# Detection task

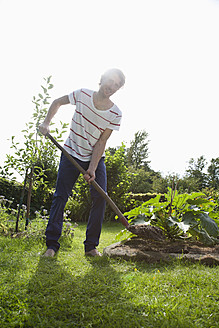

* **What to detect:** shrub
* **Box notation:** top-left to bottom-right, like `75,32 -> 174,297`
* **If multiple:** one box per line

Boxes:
65,145 -> 132,222
0,177 -> 53,216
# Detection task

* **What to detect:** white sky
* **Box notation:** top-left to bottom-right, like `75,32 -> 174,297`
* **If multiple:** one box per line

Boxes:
0,0 -> 219,177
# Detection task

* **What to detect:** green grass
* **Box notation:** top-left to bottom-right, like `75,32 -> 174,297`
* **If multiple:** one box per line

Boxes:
0,222 -> 219,328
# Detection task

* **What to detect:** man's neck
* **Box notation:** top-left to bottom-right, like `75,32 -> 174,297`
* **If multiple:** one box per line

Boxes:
95,89 -> 108,101
93,91 -> 114,110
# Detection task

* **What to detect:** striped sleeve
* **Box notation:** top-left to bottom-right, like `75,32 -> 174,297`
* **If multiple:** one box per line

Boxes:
68,90 -> 79,105
108,107 -> 122,131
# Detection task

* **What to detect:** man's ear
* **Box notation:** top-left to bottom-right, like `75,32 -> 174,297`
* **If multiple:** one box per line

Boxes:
99,76 -> 103,85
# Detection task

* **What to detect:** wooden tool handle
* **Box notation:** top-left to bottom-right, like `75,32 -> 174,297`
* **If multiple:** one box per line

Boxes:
46,133 -> 129,228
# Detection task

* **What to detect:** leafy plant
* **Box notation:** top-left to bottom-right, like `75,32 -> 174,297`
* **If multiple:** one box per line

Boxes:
65,175 -> 91,222
1,77 -> 68,231
0,195 -> 26,236
0,195 -> 76,239
2,76 -> 68,186
123,187 -> 219,245
105,144 -> 132,220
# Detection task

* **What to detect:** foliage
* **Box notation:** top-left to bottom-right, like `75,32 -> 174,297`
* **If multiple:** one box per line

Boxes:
0,177 -> 53,216
105,144 -> 132,219
0,177 -> 25,207
0,195 -> 23,236
0,194 -> 75,238
207,157 -> 219,189
126,192 -> 165,204
126,130 -> 150,169
128,153 -> 219,195
65,175 -> 91,222
151,174 -> 168,194
184,156 -> 208,191
0,77 -> 69,232
123,187 -> 219,245
128,168 -> 158,194
65,144 -> 132,222
1,76 -> 68,190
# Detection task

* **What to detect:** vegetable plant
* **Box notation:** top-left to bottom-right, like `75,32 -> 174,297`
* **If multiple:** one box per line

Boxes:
121,187 -> 219,245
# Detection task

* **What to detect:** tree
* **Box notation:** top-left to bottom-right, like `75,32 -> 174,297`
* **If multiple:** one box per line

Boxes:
2,76 -> 68,187
152,174 -> 168,194
184,155 -> 208,191
105,144 -> 132,213
126,130 -> 150,170
207,157 -> 219,190
1,77 -> 68,230
128,168 -> 153,193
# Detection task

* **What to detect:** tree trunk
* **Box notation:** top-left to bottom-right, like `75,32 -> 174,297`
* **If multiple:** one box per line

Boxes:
15,169 -> 28,233
25,166 -> 34,230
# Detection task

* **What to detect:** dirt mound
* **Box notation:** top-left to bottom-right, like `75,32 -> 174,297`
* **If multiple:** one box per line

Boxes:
128,224 -> 166,240
103,227 -> 219,266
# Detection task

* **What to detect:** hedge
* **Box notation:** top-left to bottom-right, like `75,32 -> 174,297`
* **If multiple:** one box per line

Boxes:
0,177 -> 53,216
0,177 -> 164,221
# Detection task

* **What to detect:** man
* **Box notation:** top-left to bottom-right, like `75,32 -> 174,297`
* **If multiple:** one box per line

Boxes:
39,68 -> 125,257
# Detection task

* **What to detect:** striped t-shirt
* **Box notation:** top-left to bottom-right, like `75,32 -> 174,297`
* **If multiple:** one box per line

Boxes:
63,88 -> 122,161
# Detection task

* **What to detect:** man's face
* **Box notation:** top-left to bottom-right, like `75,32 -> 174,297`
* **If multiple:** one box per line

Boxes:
100,72 -> 122,97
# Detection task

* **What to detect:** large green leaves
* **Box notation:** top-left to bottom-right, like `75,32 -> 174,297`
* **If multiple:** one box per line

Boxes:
123,188 -> 219,245
198,213 -> 219,237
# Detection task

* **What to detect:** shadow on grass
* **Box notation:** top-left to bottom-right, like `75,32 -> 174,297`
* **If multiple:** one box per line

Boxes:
25,255 -> 149,328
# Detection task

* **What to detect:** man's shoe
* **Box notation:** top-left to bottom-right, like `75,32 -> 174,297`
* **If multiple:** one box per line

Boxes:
44,249 -> 55,257
85,249 -> 102,257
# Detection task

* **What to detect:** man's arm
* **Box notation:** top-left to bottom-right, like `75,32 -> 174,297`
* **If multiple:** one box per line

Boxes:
84,128 -> 112,184
39,95 -> 70,135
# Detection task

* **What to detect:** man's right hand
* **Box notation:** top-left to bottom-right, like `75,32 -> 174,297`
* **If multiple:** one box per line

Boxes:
38,123 -> 50,136
38,95 -> 70,136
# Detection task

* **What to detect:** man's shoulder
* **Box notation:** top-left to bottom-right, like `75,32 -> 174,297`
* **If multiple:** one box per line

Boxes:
111,105 -> 122,117
72,88 -> 93,98
79,88 -> 93,98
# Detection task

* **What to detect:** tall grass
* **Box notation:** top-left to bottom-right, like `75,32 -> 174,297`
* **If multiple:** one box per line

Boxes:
0,223 -> 218,328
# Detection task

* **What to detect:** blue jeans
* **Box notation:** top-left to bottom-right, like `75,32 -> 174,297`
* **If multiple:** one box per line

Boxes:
46,153 -> 107,253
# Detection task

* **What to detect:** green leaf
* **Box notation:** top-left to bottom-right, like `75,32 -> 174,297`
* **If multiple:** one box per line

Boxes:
189,227 -> 216,246
41,86 -> 47,93
115,229 -> 133,240
187,198 -> 211,205
198,213 -> 219,238
182,211 -> 197,226
47,76 -> 52,83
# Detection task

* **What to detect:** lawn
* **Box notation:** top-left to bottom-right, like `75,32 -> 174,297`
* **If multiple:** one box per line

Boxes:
0,222 -> 218,328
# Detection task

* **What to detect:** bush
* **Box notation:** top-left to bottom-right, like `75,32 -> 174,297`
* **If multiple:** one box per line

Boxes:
65,175 -> 91,222
0,177 -> 24,206
128,168 -> 153,193
0,177 -> 53,217
65,145 -> 133,222
105,145 -> 132,220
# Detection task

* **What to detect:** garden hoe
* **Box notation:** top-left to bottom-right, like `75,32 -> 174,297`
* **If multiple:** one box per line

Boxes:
46,133 -> 135,231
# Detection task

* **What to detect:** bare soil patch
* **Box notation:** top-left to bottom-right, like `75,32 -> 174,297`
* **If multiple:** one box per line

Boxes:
103,225 -> 219,266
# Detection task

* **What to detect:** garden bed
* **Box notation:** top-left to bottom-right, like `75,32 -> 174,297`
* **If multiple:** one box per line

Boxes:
104,233 -> 219,266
